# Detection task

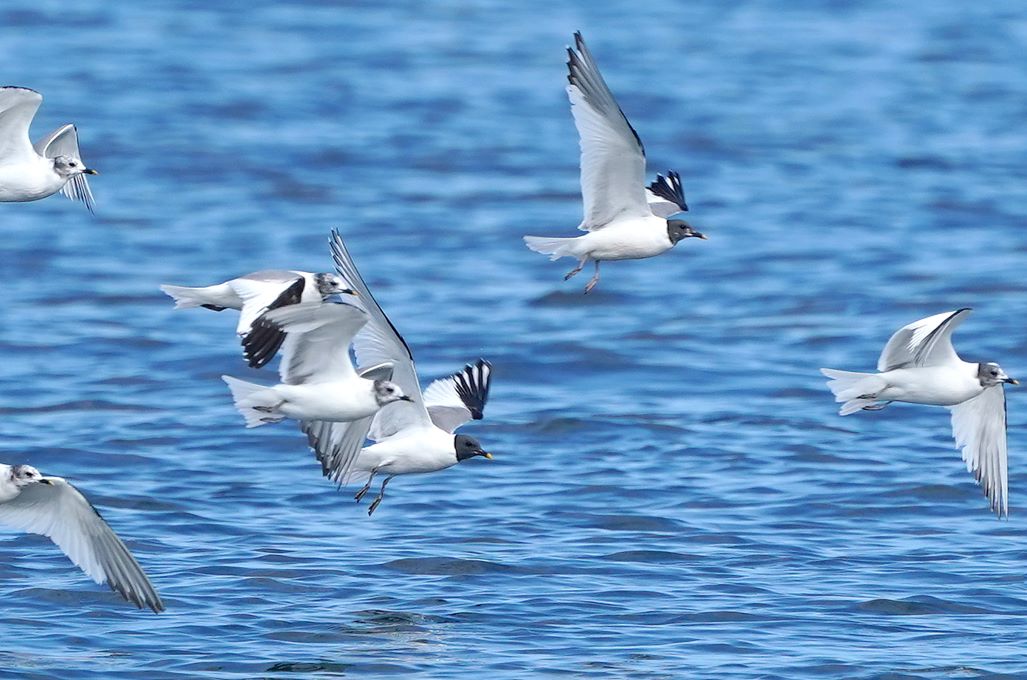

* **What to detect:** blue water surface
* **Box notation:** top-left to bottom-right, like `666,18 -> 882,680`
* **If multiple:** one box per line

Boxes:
1,1 -> 1027,677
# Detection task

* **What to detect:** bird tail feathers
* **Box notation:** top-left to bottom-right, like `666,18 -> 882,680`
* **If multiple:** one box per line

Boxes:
222,376 -> 282,428
523,235 -> 577,261
820,368 -> 887,415
160,284 -> 223,310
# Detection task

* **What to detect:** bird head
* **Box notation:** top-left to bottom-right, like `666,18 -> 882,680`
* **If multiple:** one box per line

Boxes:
978,362 -> 1018,387
10,465 -> 50,487
314,273 -> 357,298
666,217 -> 706,245
52,155 -> 97,178
454,434 -> 492,462
373,380 -> 413,406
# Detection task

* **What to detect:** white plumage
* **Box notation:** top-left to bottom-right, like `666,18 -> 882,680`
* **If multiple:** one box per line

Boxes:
523,33 -> 705,293
0,87 -> 97,211
821,308 -> 1017,517
308,230 -> 494,516
0,464 -> 163,612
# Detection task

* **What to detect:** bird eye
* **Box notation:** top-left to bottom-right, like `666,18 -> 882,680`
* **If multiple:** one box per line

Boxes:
991,370 -> 998,376
69,162 -> 76,167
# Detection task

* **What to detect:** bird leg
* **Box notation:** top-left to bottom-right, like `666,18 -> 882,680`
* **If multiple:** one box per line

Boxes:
253,402 -> 283,413
583,261 -> 601,294
564,259 -> 586,281
354,468 -> 377,502
862,401 -> 893,411
367,476 -> 394,516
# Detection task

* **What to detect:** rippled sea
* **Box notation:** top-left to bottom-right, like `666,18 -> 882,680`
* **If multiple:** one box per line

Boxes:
2,1 -> 1027,678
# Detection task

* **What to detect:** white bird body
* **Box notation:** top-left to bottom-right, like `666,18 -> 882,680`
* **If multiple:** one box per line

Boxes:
0,464 -> 163,612
0,153 -> 64,202
354,426 -> 459,477
257,380 -> 384,423
821,308 -> 1017,517
873,364 -> 982,406
225,301 -> 410,428
0,87 -> 96,210
549,215 -> 673,262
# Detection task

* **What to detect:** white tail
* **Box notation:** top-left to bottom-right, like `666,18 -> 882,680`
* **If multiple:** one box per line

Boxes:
160,284 -> 218,310
820,368 -> 888,415
523,235 -> 576,261
222,376 -> 283,428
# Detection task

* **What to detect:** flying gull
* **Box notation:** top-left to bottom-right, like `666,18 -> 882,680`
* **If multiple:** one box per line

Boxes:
822,308 -> 1017,517
523,33 -> 705,293
0,464 -> 163,612
0,87 -> 97,212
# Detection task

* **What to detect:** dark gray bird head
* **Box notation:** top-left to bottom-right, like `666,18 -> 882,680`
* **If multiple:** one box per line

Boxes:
10,465 -> 50,486
373,379 -> 413,406
454,434 -> 492,462
314,273 -> 356,297
52,155 -> 97,178
666,217 -> 706,245
978,362 -> 1017,387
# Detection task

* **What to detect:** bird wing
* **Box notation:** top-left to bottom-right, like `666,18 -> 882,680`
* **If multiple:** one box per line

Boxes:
0,87 -> 42,164
329,229 -> 431,441
566,32 -> 651,231
33,123 -> 94,212
645,171 -> 688,218
423,359 -> 493,433
244,300 -> 367,385
948,385 -> 1009,517
0,477 -> 164,612
299,365 -> 392,486
877,308 -> 971,371
229,273 -> 306,338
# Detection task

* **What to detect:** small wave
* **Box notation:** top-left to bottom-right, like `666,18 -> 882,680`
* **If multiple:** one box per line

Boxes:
857,596 -> 988,615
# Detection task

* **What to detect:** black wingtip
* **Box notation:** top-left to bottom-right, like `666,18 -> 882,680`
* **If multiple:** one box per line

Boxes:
242,316 -> 287,369
453,359 -> 492,419
648,170 -> 688,212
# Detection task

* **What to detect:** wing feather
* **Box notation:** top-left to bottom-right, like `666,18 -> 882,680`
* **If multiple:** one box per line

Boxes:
877,308 -> 971,371
424,359 -> 493,433
567,33 -> 651,230
949,385 -> 1009,517
329,230 -> 431,439
0,478 -> 164,612
245,301 -> 367,385
646,171 -> 688,217
0,87 -> 42,163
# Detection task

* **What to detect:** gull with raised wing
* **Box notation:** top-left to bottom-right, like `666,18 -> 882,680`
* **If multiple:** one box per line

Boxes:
0,87 -> 97,212
0,464 -> 163,612
161,270 -> 356,368
523,33 -> 705,293
224,298 -> 411,429
821,308 -> 1018,517
279,230 -> 494,516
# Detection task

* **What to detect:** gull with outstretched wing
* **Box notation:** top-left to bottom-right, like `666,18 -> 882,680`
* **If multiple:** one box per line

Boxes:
523,34 -> 705,293
0,87 -> 97,211
0,464 -> 163,613
225,300 -> 411,430
311,230 -> 494,515
161,270 -> 357,368
821,308 -> 1017,517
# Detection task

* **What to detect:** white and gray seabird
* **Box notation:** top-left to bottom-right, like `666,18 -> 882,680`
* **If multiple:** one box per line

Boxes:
0,464 -> 163,612
252,230 -> 494,516
224,298 -> 411,428
160,270 -> 356,368
821,308 -> 1018,517
523,33 -> 705,293
0,87 -> 97,212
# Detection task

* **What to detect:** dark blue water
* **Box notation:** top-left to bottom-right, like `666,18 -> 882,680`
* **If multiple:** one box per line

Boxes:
2,1 -> 1027,677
